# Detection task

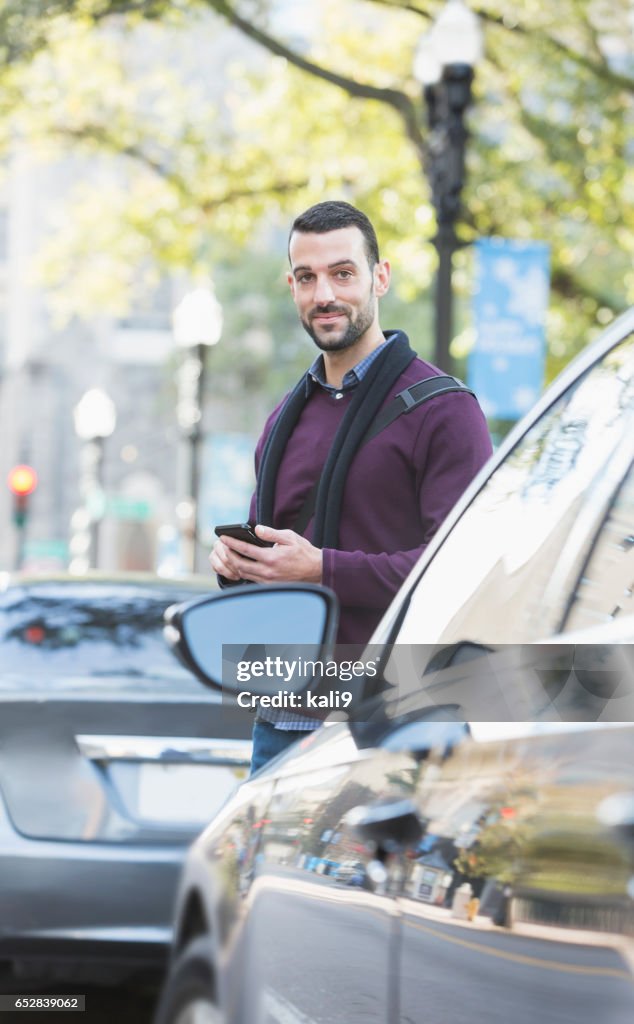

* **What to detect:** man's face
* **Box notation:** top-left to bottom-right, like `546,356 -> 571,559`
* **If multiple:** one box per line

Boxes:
287,226 -> 390,353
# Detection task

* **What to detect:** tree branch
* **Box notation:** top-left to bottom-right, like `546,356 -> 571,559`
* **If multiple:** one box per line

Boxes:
550,265 -> 627,313
363,0 -> 431,20
205,0 -> 426,159
198,179 -> 310,214
364,0 -> 634,93
45,122 -> 311,210
479,9 -> 634,93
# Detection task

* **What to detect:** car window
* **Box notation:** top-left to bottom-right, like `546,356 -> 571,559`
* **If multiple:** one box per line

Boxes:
0,584 -> 211,696
563,458 -> 634,631
392,333 -> 634,647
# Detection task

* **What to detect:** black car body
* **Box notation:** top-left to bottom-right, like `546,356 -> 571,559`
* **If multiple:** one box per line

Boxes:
157,308 -> 634,1024
0,574 -> 252,985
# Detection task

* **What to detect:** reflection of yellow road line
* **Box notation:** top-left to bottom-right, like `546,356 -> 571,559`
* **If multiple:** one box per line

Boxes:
405,919 -> 632,980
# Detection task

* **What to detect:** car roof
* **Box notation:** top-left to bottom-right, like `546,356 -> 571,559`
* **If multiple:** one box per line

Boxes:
0,571 -> 214,595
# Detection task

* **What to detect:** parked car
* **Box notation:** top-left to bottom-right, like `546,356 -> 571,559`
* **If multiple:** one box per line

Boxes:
157,308 -> 634,1024
0,573 -> 252,987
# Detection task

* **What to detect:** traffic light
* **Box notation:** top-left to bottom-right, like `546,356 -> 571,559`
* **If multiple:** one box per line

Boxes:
7,464 -> 38,528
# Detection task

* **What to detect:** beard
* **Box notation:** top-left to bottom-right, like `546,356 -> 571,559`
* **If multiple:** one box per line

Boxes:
301,290 -> 376,353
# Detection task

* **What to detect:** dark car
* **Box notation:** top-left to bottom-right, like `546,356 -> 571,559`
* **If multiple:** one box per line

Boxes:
0,573 -> 252,987
156,308 -> 634,1024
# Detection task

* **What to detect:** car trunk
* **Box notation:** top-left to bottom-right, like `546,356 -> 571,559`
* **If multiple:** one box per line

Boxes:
0,693 -> 252,843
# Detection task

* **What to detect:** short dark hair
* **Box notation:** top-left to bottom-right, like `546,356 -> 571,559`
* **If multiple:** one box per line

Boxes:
289,201 -> 380,269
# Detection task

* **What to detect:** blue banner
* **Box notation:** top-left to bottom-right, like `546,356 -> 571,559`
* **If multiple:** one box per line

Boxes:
469,238 -> 550,420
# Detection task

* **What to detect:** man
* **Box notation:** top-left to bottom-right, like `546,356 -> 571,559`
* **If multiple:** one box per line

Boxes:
210,200 -> 492,772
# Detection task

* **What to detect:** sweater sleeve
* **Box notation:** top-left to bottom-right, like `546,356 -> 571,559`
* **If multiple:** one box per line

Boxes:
321,545 -> 423,608
321,393 -> 492,609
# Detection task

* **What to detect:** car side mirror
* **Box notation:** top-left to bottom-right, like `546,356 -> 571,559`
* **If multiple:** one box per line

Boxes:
164,583 -> 339,694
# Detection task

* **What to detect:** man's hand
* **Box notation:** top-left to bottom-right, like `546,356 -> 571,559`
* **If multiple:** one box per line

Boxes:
209,536 -> 242,581
209,525 -> 322,584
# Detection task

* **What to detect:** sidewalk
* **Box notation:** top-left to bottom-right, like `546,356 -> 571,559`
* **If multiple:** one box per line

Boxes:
398,896 -> 634,973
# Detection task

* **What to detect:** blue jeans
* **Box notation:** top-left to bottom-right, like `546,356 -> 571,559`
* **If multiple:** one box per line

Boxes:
250,721 -> 316,776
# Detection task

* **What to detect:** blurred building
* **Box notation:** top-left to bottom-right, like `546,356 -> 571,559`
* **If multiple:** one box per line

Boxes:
0,144 -> 177,574
0,16 -> 269,577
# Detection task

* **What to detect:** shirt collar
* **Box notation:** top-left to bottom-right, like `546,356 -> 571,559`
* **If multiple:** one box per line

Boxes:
306,331 -> 397,397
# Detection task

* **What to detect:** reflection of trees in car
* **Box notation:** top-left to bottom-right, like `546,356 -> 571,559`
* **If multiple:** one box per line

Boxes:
453,803 -> 532,885
0,587 -> 205,687
522,419 -> 586,499
299,780 -> 374,861
521,783 -> 631,902
3,595 -> 165,651
451,770 -> 631,935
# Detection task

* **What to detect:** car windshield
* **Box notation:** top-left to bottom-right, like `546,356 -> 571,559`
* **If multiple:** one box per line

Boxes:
0,583 -> 210,696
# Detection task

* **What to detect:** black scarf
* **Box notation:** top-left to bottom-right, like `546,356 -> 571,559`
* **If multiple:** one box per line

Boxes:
256,330 -> 417,549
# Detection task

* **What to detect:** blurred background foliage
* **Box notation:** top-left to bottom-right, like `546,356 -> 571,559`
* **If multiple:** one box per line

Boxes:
0,0 -> 632,387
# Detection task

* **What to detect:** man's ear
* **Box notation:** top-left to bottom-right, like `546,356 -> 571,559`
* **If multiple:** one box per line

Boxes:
287,270 -> 296,299
373,259 -> 391,298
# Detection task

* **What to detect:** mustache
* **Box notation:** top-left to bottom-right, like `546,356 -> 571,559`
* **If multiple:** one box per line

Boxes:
309,304 -> 349,319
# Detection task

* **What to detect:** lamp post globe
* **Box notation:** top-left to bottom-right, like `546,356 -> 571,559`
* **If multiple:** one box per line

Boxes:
72,388 -> 117,571
172,283 -> 223,574
73,388 -> 117,441
430,0 -> 483,67
173,286 -> 223,351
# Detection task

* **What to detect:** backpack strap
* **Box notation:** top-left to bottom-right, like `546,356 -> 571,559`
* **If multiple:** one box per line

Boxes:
362,375 -> 475,444
292,375 -> 476,536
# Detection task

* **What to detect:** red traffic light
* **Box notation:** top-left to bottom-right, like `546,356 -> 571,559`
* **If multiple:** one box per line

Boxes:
7,464 -> 38,496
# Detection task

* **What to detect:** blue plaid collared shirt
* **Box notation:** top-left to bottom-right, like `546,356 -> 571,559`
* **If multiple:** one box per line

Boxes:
306,334 -> 394,397
258,332 -> 396,730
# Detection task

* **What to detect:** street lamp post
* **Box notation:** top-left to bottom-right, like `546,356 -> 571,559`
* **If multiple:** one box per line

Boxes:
73,388 -> 117,570
414,0 -> 483,374
172,285 -> 223,574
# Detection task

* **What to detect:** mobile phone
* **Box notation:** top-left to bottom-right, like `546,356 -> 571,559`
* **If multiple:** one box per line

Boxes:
214,523 -> 274,548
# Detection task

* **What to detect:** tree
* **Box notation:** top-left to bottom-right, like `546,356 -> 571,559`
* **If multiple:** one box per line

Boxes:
200,0 -> 634,373
1,0 -> 632,374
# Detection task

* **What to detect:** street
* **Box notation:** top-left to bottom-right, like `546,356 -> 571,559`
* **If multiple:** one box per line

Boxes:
232,874 -> 634,1024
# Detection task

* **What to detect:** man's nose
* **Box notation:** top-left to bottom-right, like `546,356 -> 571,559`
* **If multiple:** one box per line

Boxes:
313,274 -> 336,305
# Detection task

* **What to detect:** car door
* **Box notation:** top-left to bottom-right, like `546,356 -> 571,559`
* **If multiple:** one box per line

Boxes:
232,723 -> 415,1024
356,317 -> 634,1022
243,714 -> 633,1024
395,721 -> 634,1024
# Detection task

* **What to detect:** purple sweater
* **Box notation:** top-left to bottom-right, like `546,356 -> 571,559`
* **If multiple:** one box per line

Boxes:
250,357 -> 492,645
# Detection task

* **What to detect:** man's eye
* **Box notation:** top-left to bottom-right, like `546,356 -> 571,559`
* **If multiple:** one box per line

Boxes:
335,271 -> 352,280
297,274 -> 313,284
